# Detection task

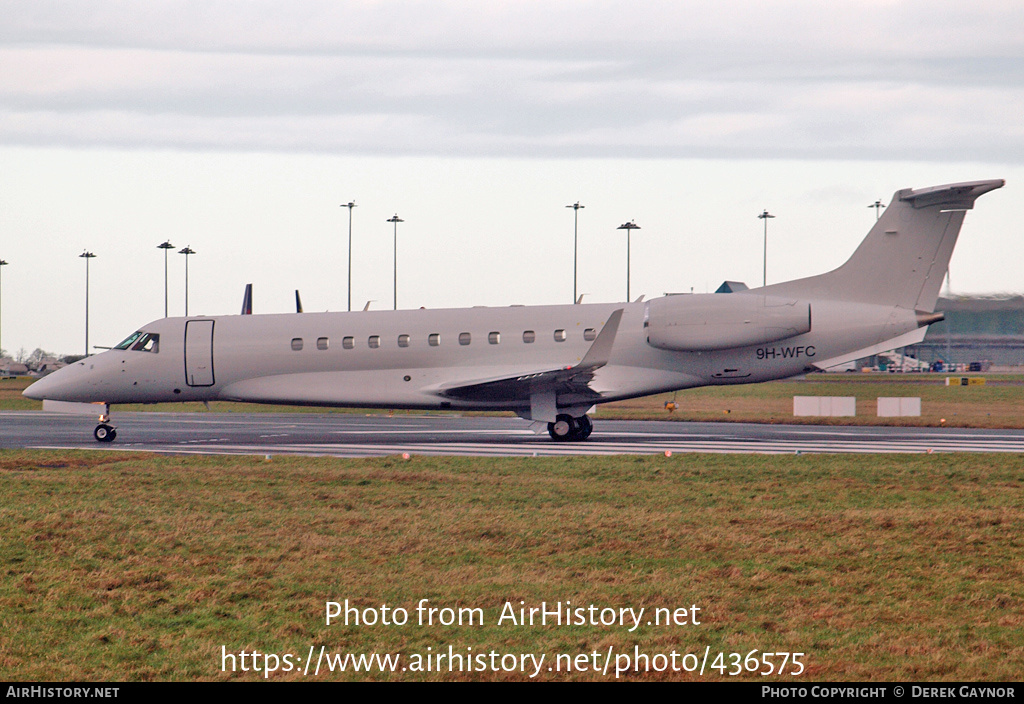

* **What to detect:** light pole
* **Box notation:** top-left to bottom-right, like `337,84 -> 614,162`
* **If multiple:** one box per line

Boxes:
178,246 -> 195,316
0,259 -> 7,357
566,202 -> 584,303
387,214 -> 404,311
617,221 -> 641,301
341,201 -> 356,311
868,199 -> 885,221
157,240 -> 174,317
80,251 -> 96,356
758,209 -> 775,286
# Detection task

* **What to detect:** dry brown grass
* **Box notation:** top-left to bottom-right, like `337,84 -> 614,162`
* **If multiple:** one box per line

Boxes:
2,450 -> 1022,681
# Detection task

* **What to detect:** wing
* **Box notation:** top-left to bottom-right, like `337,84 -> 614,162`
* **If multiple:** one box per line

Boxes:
433,308 -> 624,404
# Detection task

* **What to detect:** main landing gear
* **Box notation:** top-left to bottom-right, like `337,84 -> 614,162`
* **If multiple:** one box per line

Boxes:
547,413 -> 593,442
94,409 -> 116,443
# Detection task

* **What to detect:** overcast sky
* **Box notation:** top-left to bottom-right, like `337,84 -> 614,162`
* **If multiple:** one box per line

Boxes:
1,0 -> 1022,356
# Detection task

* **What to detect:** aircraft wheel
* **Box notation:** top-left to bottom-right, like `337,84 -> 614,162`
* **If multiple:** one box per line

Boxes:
547,414 -> 578,441
576,415 -> 593,440
94,424 -> 117,443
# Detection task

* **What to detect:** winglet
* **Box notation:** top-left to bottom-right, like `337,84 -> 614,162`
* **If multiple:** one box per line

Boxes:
241,283 -> 253,315
576,308 -> 624,370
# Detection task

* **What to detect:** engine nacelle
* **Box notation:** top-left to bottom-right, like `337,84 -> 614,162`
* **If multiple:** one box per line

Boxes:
646,294 -> 811,351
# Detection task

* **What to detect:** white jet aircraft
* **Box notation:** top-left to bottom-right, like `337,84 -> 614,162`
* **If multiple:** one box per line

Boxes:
24,179 -> 1003,443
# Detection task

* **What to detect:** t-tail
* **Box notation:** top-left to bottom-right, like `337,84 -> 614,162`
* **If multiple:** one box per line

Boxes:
761,180 -> 1004,311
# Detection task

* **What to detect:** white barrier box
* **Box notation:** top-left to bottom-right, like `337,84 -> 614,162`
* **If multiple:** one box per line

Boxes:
794,396 -> 856,417
877,397 -> 921,417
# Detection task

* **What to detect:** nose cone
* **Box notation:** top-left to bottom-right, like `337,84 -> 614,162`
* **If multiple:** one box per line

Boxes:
23,373 -> 60,400
23,362 -> 91,402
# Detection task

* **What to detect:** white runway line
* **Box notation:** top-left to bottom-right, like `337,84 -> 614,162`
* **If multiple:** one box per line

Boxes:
31,434 -> 1024,458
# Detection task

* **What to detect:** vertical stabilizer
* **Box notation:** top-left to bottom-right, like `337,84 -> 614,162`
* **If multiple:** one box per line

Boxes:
241,283 -> 253,315
761,180 -> 1003,311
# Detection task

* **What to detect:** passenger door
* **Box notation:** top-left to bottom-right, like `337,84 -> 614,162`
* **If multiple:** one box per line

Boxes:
184,320 -> 215,387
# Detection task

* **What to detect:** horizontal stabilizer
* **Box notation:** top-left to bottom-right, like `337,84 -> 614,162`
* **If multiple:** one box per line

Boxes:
900,180 -> 1005,210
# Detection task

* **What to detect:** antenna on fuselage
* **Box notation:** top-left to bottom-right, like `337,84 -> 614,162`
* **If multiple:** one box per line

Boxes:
241,283 -> 253,315
363,300 -> 374,312
295,290 -> 303,313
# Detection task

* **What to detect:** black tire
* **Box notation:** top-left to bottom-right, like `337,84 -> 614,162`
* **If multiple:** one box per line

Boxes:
547,414 -> 577,441
576,415 -> 593,440
94,424 -> 116,443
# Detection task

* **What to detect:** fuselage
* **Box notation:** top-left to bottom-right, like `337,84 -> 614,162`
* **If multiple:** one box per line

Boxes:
23,294 -> 921,414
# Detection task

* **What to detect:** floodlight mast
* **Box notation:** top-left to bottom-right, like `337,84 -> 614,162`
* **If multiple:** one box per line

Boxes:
566,202 -> 584,304
0,259 -> 8,356
178,246 -> 196,316
80,250 -> 97,356
758,210 -> 775,286
341,201 -> 356,312
387,214 -> 404,311
157,240 -> 174,317
617,221 -> 641,301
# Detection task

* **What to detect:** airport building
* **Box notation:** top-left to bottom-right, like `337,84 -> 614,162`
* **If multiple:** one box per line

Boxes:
905,295 -> 1024,370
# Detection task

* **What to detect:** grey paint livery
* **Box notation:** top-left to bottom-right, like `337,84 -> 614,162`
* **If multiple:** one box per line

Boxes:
24,179 -> 1004,442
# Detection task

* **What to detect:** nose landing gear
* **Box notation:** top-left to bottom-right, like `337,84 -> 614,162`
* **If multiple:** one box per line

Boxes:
94,408 -> 116,443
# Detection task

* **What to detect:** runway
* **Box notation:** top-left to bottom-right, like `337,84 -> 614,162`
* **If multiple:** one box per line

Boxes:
3,411 -> 1024,457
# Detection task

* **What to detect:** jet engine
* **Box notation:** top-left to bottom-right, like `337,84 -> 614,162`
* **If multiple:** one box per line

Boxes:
645,294 -> 811,351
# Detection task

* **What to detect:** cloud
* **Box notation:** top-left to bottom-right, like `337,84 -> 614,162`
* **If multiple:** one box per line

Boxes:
1,0 -> 1023,160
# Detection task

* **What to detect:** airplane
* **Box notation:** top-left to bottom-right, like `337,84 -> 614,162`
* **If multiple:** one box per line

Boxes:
24,179 -> 1004,443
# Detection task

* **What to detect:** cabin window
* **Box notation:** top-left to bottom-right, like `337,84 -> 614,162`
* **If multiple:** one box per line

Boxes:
522,330 -> 535,344
368,335 -> 381,349
428,333 -> 441,347
459,332 -> 472,346
584,328 -> 597,341
291,338 -> 304,351
342,336 -> 354,350
488,331 -> 501,345
317,337 -> 329,351
554,329 -> 567,342
398,334 -> 411,348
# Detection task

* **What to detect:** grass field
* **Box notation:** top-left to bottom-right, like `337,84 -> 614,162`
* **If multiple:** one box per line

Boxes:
597,374 -> 1024,429
2,450 -> 1022,681
5,373 -> 1024,428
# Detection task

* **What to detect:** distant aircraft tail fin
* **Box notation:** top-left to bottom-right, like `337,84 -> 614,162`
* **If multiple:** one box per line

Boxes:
761,180 -> 1003,311
241,283 -> 253,315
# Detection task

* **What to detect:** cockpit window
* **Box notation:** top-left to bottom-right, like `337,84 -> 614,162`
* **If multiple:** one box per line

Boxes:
133,333 -> 160,353
115,332 -> 144,350
115,331 -> 159,353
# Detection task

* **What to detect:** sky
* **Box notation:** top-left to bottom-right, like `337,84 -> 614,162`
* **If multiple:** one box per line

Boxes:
1,0 -> 1023,357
